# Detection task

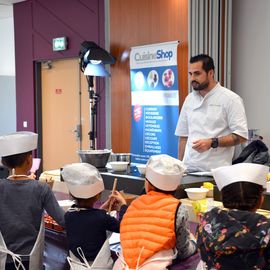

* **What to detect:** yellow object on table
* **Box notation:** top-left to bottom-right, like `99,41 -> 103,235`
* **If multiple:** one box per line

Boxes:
268,172 -> 270,181
202,182 -> 214,197
203,182 -> 214,190
180,198 -> 223,223
181,197 -> 270,223
192,199 -> 210,215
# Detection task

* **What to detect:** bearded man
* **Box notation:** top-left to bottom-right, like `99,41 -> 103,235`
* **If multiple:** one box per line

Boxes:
175,54 -> 248,172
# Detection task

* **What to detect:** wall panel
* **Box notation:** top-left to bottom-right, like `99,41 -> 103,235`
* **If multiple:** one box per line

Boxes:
13,0 -> 106,148
110,0 -> 188,152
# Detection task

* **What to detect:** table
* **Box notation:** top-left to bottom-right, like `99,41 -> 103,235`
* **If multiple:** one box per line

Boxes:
44,186 -> 204,270
44,229 -> 69,270
42,168 -> 270,269
100,169 -> 214,199
43,190 -> 69,270
47,167 -> 215,198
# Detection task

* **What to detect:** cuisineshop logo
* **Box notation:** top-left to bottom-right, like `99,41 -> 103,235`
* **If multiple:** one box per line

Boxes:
134,49 -> 173,62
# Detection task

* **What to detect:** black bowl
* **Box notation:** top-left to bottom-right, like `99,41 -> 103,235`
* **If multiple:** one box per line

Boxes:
78,150 -> 111,168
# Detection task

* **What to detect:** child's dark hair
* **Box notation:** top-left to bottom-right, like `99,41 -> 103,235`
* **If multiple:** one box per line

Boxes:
221,181 -> 264,211
2,151 -> 32,169
70,193 -> 100,208
146,178 -> 176,195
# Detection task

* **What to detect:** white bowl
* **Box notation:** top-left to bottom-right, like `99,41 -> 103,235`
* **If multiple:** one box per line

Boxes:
109,161 -> 129,172
185,187 -> 209,200
136,164 -> 146,175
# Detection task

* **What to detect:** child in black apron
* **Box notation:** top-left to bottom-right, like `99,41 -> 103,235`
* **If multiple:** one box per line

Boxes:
62,163 -> 127,267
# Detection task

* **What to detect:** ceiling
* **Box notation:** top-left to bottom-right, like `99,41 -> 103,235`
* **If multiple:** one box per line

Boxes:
0,0 -> 26,19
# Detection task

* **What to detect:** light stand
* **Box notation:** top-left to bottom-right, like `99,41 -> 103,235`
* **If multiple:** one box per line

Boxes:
79,41 -> 115,149
86,75 -> 100,149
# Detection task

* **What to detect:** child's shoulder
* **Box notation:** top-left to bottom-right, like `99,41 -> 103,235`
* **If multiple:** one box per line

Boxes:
65,207 -> 109,222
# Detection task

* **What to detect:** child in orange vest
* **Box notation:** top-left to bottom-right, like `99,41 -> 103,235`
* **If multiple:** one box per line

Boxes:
111,154 -> 197,269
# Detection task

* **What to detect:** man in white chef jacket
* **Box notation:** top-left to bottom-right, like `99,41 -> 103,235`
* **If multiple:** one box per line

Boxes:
175,54 -> 248,172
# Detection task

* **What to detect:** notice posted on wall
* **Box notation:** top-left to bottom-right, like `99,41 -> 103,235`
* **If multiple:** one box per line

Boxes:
130,41 -> 180,164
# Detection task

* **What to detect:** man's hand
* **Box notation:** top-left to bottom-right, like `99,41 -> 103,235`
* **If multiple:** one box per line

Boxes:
192,139 -> 212,153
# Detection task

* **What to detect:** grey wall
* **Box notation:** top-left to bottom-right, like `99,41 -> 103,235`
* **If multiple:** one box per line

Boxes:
0,14 -> 16,136
232,0 -> 270,147
0,76 -> 16,135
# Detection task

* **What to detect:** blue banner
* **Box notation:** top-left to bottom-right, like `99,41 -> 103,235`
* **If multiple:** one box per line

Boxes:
130,41 -> 179,164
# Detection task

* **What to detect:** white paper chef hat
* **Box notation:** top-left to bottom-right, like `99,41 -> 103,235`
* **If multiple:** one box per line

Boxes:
212,163 -> 269,191
61,163 -> 104,199
0,131 -> 38,157
145,154 -> 186,191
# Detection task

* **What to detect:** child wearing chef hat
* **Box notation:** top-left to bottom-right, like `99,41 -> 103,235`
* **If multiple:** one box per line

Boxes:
61,162 -> 127,266
0,131 -> 65,269
112,154 -> 197,270
196,163 -> 270,270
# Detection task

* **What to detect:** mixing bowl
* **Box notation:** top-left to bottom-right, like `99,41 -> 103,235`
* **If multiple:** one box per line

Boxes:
78,149 -> 111,168
110,153 -> 131,163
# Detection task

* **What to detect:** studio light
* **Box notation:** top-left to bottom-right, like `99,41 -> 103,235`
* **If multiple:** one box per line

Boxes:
79,41 -> 115,70
84,63 -> 110,77
79,41 -> 115,149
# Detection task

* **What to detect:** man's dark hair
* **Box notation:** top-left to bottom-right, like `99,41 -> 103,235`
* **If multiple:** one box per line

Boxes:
221,181 -> 264,211
190,54 -> 215,73
1,151 -> 32,169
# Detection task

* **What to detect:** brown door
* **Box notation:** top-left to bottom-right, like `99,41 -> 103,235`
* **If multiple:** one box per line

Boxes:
41,58 -> 90,171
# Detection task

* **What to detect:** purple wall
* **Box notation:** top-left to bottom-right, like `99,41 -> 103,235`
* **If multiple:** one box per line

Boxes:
13,0 -> 106,148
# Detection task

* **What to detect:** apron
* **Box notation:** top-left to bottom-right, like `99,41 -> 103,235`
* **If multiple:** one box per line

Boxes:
67,238 -> 113,270
66,207 -> 114,270
196,260 -> 206,270
112,249 -> 178,270
196,260 -> 215,270
0,219 -> 44,270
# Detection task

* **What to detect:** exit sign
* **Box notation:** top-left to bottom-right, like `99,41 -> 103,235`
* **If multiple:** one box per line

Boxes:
52,37 -> 67,51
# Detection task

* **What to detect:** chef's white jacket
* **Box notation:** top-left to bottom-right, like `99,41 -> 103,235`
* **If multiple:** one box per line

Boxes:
175,83 -> 248,172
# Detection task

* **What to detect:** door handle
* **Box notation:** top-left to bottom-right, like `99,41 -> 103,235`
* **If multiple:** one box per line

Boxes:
73,124 -> 82,141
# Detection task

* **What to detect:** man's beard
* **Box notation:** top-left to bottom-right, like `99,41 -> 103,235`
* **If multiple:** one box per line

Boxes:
191,80 -> 209,91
